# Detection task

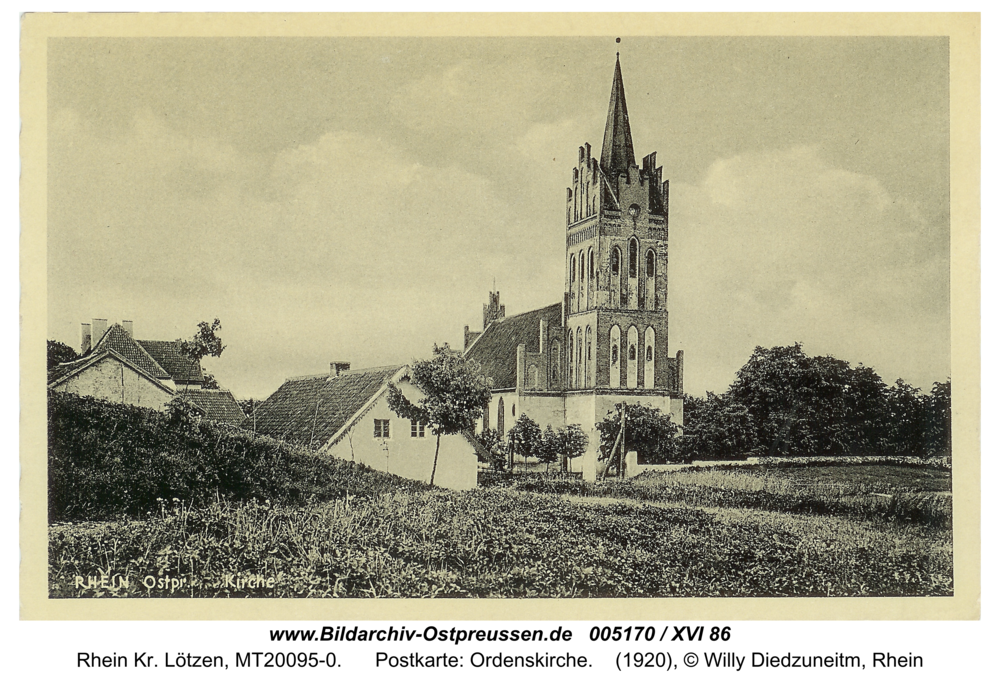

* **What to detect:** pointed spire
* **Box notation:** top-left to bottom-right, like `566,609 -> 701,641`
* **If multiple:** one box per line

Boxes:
600,54 -> 635,176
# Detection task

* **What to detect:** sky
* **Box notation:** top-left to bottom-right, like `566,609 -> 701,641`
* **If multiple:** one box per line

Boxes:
46,36 -> 951,399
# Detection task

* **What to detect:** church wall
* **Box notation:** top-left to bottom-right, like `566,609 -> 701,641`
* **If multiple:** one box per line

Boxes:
670,396 -> 685,426
516,393 -> 566,435
564,392 -> 599,480
484,390 -> 517,436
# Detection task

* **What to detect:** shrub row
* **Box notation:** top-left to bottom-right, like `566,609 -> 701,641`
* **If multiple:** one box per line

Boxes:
48,391 -> 431,522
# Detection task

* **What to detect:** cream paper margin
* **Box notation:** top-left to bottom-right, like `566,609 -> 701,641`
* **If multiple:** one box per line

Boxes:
19,12 -> 981,621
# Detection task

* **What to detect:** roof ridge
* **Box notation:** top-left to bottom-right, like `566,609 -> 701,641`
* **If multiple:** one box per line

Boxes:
285,363 -> 406,383
492,302 -> 560,323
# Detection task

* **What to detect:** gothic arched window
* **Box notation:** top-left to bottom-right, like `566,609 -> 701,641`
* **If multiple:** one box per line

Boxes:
629,344 -> 636,361
576,327 -> 583,389
588,248 -> 595,280
611,248 -> 620,275
568,330 -> 575,388
629,239 -> 639,278
610,325 -> 621,389
643,326 -> 655,389
646,249 -> 655,277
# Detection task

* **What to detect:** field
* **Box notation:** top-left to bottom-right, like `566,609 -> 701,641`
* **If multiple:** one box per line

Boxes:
49,461 -> 952,599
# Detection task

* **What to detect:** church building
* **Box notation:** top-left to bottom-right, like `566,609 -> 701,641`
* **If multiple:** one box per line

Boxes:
463,56 -> 684,481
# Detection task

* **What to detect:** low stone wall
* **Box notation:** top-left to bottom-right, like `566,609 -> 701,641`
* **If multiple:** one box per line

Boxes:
624,454 -> 759,477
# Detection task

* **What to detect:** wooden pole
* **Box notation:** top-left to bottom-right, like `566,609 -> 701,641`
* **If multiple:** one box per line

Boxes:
618,405 -> 625,478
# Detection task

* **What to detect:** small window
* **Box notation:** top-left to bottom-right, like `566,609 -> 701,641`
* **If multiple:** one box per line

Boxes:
374,419 -> 390,439
410,419 -> 425,438
646,345 -> 653,362
611,248 -> 620,275
646,250 -> 655,276
588,250 -> 595,279
611,345 -> 619,365
570,255 -> 576,283
629,344 -> 637,361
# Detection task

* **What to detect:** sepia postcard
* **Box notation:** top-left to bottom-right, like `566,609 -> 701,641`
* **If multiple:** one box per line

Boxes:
20,13 -> 980,620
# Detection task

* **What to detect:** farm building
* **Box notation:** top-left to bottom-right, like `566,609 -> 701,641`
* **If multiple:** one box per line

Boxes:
251,363 -> 482,490
48,318 -> 245,426
462,56 -> 684,481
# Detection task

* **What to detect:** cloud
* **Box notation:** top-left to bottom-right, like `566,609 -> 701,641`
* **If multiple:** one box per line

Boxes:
47,115 -> 572,398
669,146 -> 949,394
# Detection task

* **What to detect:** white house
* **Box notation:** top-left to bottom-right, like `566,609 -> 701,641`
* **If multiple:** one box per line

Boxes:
252,363 -> 482,490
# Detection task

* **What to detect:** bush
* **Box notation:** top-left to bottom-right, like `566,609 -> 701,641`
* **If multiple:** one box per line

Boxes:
596,402 -> 685,465
48,391 -> 431,522
477,428 -> 509,470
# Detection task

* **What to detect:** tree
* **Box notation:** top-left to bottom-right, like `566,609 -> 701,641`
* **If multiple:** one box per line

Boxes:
178,319 -> 225,390
507,413 -> 543,471
179,319 -> 226,363
677,392 -> 753,460
538,425 -> 560,465
884,379 -> 925,456
679,343 -> 950,459
596,402 -> 682,466
924,379 -> 951,456
47,340 -> 77,371
386,344 -> 493,486
554,424 -> 589,471
727,343 -> 891,456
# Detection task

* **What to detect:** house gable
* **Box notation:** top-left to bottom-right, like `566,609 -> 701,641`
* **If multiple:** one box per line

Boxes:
52,353 -> 175,410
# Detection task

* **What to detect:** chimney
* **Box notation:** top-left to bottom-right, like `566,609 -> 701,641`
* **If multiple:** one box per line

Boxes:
91,318 -> 108,347
122,320 -> 134,337
330,361 -> 351,377
81,323 -> 92,355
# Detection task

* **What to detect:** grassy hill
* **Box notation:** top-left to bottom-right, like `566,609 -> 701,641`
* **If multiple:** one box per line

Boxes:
47,391 -> 952,599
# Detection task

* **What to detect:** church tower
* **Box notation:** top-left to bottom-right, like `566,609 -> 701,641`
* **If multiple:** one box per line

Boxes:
563,55 -> 676,392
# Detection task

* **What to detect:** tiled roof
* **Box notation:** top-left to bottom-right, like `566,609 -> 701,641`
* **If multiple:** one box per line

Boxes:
464,303 -> 561,389
138,340 -> 205,384
93,324 -> 172,379
178,388 -> 246,426
48,323 -> 171,385
252,365 -> 405,449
